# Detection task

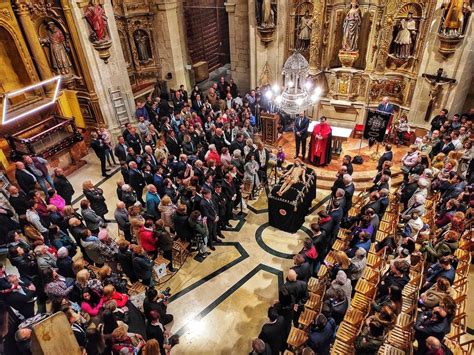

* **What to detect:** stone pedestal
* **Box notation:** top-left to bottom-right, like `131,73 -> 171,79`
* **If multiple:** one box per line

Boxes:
338,50 -> 360,68
69,0 -> 134,136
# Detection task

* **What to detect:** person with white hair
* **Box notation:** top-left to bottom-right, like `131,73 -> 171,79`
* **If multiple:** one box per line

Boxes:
342,174 -> 355,216
145,184 -> 160,219
114,201 -> 131,241
407,178 -> 429,207
328,188 -> 346,212
121,184 -> 137,208
401,193 -> 426,221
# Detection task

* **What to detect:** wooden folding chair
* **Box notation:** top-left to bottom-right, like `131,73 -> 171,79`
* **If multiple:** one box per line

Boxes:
332,239 -> 347,252
286,326 -> 308,350
443,338 -> 474,355
355,278 -> 377,298
375,230 -> 388,242
331,338 -> 355,355
172,240 -> 189,266
351,292 -> 373,313
402,274 -> 422,297
325,251 -> 337,265
336,320 -> 360,343
127,281 -> 146,296
337,229 -> 352,242
379,220 -> 395,233
378,344 -> 407,355
361,267 -> 380,285
387,322 -> 414,351
307,277 -> 319,293
366,252 -> 384,271
304,292 -> 321,311
298,308 -> 317,330
343,307 -> 366,326
317,264 -> 328,279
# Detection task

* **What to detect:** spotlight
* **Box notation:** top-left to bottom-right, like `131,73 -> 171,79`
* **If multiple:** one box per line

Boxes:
314,86 -> 322,96
305,81 -> 312,90
265,91 -> 273,100
296,98 -> 303,106
288,81 -> 294,88
275,96 -> 283,104
272,84 -> 280,93
310,94 -> 319,102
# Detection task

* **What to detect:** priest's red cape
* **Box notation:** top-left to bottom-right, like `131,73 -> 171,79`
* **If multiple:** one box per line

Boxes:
309,122 -> 332,166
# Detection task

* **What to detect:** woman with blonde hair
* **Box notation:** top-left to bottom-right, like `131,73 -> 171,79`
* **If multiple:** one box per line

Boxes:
111,324 -> 145,354
154,139 -> 169,162
158,195 -> 177,229
419,276 -> 455,309
142,339 -> 161,355
129,204 -> 145,243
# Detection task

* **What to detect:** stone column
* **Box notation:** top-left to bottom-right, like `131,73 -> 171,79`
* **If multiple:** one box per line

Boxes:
153,0 -> 191,90
13,1 -> 53,91
408,1 -> 474,127
225,0 -> 250,92
60,0 -> 104,124
69,0 -> 134,135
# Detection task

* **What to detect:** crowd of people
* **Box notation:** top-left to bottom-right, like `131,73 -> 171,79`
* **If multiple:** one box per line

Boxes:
251,109 -> 473,355
0,73 -> 472,354
0,77 -> 295,354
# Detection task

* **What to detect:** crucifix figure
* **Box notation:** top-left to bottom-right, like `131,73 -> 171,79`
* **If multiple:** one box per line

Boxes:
421,68 -> 456,122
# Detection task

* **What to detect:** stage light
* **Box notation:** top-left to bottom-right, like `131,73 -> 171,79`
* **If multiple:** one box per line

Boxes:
2,75 -> 62,125
288,81 -> 294,88
296,98 -> 303,106
313,86 -> 322,96
310,94 -> 319,102
265,90 -> 273,100
272,84 -> 280,93
275,95 -> 283,104
305,81 -> 312,90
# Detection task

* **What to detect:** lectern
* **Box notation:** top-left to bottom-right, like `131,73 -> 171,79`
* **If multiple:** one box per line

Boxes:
261,112 -> 279,145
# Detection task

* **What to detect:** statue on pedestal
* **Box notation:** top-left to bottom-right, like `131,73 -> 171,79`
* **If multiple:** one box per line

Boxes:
40,21 -> 72,75
297,10 -> 313,50
393,12 -> 417,59
84,1 -> 109,43
134,31 -> 152,63
257,0 -> 276,28
342,0 -> 362,52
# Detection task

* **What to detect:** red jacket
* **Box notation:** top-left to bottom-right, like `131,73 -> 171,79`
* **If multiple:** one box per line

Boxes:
139,226 -> 156,252
103,291 -> 128,308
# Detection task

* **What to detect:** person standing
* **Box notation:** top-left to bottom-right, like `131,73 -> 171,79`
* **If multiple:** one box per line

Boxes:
14,162 -> 37,194
430,109 -> 448,132
376,97 -> 394,114
200,189 -> 221,251
53,168 -> 75,205
90,131 -> 109,177
293,112 -> 310,159
309,116 -> 332,166
23,155 -> 55,195
128,161 -> 146,205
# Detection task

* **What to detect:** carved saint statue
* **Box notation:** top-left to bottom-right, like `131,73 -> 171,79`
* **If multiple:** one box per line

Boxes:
440,0 -> 467,36
257,0 -> 276,28
298,10 -> 313,50
84,1 -> 109,42
393,12 -> 417,59
342,1 -> 362,52
40,21 -> 72,75
134,31 -> 151,63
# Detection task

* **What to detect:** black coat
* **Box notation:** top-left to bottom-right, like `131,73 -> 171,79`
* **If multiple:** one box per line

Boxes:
126,133 -> 142,155
117,249 -> 137,282
15,169 -> 36,193
90,138 -> 106,158
172,211 -> 192,240
377,151 -> 393,171
200,198 -> 217,222
114,143 -> 129,162
132,253 -> 153,280
258,316 -> 286,355
292,262 -> 311,282
84,188 -> 108,217
9,192 -> 29,216
128,169 -> 146,193
54,175 -> 75,205
165,137 -> 181,157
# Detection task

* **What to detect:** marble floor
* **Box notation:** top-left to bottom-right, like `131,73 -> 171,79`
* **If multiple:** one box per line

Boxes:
4,147 -> 473,354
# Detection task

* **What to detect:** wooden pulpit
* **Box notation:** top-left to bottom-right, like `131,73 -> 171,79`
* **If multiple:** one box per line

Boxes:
261,112 -> 279,145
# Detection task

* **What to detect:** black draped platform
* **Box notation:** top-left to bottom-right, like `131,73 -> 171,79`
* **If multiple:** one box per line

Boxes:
268,167 -> 317,233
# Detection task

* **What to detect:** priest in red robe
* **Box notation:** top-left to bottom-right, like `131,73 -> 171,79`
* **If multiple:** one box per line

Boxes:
309,116 -> 332,166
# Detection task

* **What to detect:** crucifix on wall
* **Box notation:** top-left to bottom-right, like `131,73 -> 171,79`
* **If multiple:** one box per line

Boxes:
421,68 -> 456,122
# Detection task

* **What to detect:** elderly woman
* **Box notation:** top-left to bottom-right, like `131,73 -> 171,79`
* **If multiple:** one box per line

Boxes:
82,180 -> 108,220
121,184 -> 137,208
43,268 -> 73,302
220,147 -> 232,169
158,195 -> 177,230
326,270 -> 352,303
243,138 -> 256,158
111,325 -> 145,354
205,144 -> 221,166
244,154 -> 260,199
154,139 -> 169,162
129,204 -> 145,244
349,248 -> 367,285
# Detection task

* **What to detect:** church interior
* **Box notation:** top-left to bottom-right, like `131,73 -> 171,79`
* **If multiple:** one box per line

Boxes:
0,0 -> 473,354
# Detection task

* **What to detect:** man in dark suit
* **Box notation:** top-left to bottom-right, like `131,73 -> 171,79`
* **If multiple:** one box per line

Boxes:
192,94 -> 204,112
284,269 -> 309,326
229,133 -> 245,154
291,254 -> 311,282
440,135 -> 455,155
258,306 -> 286,355
126,127 -> 142,155
90,131 -> 109,177
200,189 -> 221,250
254,142 -> 270,184
377,144 -> 393,171
293,112 -> 310,159
376,97 -> 394,114
8,185 -> 29,216
114,136 -> 129,162
326,200 -> 343,246
14,162 -> 37,194
166,130 -> 181,158
128,161 -> 146,204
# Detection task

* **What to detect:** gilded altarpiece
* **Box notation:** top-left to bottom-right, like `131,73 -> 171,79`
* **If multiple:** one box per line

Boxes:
113,0 -> 161,96
8,0 -> 104,126
304,0 -> 437,124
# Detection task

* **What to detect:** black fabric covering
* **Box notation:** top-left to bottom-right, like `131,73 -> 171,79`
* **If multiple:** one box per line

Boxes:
268,168 -> 317,233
